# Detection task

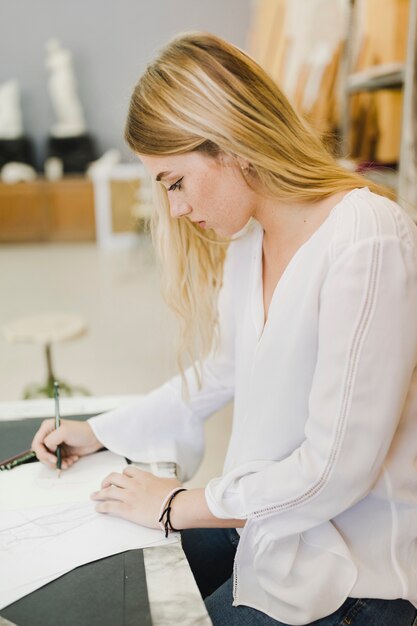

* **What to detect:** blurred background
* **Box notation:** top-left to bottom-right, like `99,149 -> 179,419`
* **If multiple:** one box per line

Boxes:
0,0 -> 252,168
0,0 -> 414,486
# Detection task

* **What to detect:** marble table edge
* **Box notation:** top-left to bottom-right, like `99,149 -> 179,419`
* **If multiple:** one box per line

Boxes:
0,618 -> 18,626
144,540 -> 212,626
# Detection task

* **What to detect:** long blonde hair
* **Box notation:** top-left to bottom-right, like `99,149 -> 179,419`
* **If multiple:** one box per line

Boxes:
125,32 -> 392,380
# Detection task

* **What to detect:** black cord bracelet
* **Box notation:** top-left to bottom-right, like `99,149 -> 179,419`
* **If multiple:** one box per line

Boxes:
158,488 -> 187,538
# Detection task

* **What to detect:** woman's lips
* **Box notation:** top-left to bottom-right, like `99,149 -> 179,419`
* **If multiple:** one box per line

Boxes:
197,221 -> 207,229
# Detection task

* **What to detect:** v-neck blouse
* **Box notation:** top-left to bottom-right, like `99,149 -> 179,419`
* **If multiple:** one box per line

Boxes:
254,188 -> 357,337
90,187 -> 417,624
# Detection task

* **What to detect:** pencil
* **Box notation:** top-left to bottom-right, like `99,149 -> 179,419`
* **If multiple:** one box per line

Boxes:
53,381 -> 62,477
0,449 -> 37,471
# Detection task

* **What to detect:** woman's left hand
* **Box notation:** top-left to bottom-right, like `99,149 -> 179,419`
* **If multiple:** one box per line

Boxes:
91,466 -> 183,529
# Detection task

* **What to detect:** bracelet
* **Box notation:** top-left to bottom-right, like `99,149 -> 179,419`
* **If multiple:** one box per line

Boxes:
158,487 -> 182,529
158,488 -> 187,538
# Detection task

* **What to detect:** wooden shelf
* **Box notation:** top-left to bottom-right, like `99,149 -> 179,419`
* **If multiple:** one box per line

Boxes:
0,177 -> 96,243
347,63 -> 405,92
341,0 -> 417,219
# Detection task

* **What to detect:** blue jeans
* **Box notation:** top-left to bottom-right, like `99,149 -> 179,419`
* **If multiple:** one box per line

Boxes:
181,528 -> 417,626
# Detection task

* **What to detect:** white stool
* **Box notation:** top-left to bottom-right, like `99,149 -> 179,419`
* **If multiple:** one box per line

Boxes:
3,313 -> 89,398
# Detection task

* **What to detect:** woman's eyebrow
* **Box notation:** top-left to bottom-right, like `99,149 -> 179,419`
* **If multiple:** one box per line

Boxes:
155,171 -> 172,182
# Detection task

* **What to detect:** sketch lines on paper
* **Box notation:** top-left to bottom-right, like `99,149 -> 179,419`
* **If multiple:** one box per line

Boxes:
0,503 -> 97,552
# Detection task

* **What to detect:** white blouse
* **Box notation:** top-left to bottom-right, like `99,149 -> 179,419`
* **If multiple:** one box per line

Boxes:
89,187 -> 417,625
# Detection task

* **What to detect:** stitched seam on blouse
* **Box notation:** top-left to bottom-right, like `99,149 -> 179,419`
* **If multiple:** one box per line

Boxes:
383,467 -> 409,596
328,211 -> 338,264
393,201 -> 412,247
353,201 -> 360,244
330,194 -> 357,262
391,201 -> 401,239
249,235 -> 382,519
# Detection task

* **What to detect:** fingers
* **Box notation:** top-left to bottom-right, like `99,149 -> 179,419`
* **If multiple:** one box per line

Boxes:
31,418 -> 64,454
101,472 -> 131,489
92,471 -> 140,506
122,465 -> 150,478
93,470 -> 137,503
32,419 -> 82,470
92,469 -> 182,528
31,418 -> 54,450
94,500 -> 129,517
31,418 -> 61,466
44,425 -> 68,453
91,484 -> 126,503
100,466 -> 151,486
60,454 -> 79,470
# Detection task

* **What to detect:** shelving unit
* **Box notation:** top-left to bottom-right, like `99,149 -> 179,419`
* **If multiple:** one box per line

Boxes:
341,0 -> 417,220
0,177 -> 95,242
347,63 -> 405,93
398,0 -> 417,219
0,166 -> 144,244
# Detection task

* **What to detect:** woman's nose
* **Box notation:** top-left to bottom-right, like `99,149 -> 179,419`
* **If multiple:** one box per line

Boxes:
169,199 -> 192,219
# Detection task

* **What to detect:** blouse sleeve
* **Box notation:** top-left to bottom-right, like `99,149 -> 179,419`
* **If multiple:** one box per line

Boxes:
87,244 -> 236,481
205,236 -> 417,530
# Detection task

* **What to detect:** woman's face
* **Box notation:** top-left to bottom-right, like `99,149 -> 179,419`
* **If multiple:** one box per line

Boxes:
139,151 -> 258,237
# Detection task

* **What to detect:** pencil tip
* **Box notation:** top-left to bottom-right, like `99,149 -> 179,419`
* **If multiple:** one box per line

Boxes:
57,469 -> 62,478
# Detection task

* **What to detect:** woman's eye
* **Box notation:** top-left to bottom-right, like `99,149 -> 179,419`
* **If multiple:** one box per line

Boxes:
168,177 -> 183,192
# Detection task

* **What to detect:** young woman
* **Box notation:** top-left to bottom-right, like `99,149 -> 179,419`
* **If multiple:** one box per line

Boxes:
32,33 -> 417,626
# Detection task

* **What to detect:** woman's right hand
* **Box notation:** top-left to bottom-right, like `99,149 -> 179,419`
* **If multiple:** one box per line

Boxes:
31,419 -> 103,470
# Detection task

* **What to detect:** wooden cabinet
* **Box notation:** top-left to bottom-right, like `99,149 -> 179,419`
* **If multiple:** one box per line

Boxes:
0,181 -> 47,242
0,177 -> 96,243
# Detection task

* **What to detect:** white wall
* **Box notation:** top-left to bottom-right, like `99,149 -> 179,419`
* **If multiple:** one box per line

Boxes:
0,0 -> 253,169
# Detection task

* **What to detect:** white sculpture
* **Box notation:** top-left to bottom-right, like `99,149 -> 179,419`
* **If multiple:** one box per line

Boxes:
86,149 -> 121,178
1,162 -> 36,184
45,38 -> 86,138
0,80 -> 24,140
44,156 -> 64,181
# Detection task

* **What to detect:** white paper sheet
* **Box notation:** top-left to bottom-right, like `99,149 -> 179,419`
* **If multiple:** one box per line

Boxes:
0,451 -> 176,609
0,449 -> 126,510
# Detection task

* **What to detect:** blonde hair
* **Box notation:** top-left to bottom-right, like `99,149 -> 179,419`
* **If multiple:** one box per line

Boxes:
125,32 -> 393,381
